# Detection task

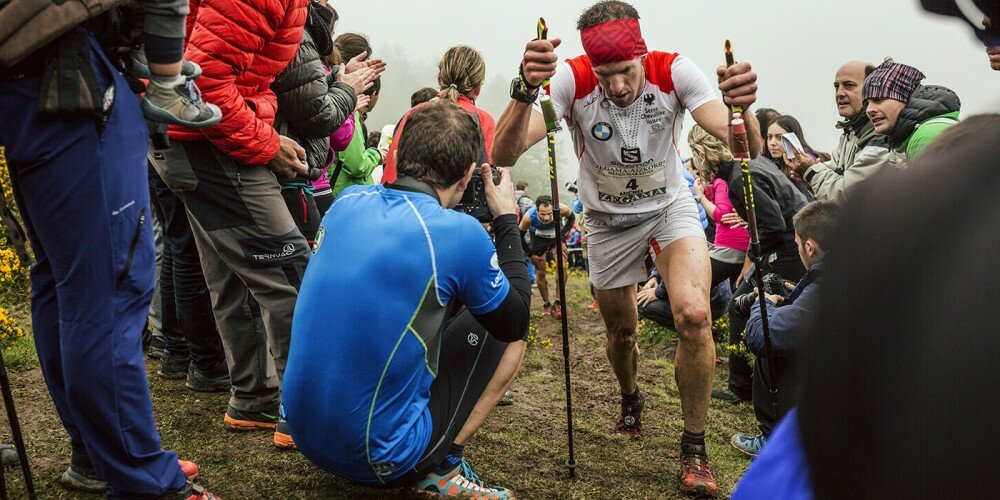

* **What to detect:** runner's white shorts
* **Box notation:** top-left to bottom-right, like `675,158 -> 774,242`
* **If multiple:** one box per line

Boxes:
584,187 -> 705,290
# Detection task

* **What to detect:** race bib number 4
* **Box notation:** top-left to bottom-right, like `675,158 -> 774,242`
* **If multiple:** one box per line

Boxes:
595,161 -> 668,204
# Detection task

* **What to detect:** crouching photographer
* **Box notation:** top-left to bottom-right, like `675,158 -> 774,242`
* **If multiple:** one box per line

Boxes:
283,100 -> 529,499
730,200 -> 839,457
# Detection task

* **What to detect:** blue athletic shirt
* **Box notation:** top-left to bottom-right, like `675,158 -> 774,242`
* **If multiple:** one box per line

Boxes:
526,206 -> 558,240
283,184 -> 510,485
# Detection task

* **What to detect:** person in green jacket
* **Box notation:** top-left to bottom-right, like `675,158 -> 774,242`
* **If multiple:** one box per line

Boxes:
330,33 -> 387,197
862,59 -> 960,161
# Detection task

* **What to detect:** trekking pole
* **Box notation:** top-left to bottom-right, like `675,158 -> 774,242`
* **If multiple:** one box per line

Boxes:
0,345 -> 36,499
537,17 -> 576,480
725,40 -> 778,417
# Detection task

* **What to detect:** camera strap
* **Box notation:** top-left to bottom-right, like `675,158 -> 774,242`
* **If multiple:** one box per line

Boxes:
387,176 -> 441,203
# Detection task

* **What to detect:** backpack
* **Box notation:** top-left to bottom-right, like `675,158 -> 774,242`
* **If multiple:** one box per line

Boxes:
0,0 -> 134,68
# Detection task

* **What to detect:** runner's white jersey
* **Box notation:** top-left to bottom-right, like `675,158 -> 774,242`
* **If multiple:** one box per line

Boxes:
545,52 -> 717,215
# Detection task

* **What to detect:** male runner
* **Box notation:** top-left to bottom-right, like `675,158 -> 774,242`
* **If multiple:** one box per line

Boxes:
492,1 -> 761,496
283,101 -> 529,499
519,195 -> 573,318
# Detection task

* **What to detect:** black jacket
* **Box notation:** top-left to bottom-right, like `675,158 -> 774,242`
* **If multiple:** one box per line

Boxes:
271,10 -> 356,174
887,84 -> 961,150
721,157 -> 808,257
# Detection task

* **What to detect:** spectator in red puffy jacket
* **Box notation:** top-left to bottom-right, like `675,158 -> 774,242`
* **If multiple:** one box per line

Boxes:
148,0 -> 311,447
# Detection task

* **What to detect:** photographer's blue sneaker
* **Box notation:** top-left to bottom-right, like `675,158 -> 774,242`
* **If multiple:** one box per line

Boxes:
414,459 -> 513,499
731,433 -> 767,457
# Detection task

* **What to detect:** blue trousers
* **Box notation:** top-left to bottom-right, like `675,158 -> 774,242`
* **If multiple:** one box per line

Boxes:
0,33 -> 185,497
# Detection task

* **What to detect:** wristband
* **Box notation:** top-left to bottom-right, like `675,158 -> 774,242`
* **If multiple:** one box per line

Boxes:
509,77 -> 539,105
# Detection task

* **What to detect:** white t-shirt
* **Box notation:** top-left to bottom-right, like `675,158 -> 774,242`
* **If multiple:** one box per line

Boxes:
544,52 -> 717,215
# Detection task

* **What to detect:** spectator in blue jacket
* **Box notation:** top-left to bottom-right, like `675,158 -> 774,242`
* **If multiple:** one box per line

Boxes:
731,200 -> 840,457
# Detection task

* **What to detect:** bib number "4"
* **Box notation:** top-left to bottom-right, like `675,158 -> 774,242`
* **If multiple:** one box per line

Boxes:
625,178 -> 638,190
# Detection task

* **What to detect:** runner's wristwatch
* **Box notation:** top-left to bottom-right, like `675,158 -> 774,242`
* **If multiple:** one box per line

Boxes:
510,77 -> 539,104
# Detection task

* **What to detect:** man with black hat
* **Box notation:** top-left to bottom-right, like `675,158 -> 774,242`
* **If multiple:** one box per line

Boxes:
863,59 -> 960,162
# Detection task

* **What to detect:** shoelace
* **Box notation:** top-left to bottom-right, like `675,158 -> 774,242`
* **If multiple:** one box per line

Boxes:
681,453 -> 713,477
459,459 -> 483,486
180,80 -> 205,105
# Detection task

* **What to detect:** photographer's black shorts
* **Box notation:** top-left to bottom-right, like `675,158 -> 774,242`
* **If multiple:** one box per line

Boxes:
384,309 -> 507,487
529,235 -> 559,257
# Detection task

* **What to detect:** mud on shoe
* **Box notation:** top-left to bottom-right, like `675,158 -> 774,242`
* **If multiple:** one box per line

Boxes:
678,442 -> 718,498
158,354 -> 190,380
615,388 -> 644,436
142,77 -> 222,128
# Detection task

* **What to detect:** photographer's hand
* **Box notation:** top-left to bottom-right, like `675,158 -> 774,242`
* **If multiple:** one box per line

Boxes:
637,287 -> 657,307
764,293 -> 785,306
484,165 -> 517,217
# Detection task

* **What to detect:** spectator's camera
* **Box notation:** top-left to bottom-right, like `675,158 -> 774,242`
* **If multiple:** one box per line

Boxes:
733,273 -> 791,315
454,165 -> 500,223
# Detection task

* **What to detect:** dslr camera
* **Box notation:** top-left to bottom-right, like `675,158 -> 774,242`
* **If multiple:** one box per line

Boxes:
733,273 -> 792,315
454,164 -> 501,223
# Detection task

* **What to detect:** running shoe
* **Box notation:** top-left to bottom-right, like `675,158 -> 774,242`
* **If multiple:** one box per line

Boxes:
615,389 -> 644,436
730,433 -> 766,457
160,481 -> 221,500
541,302 -> 552,316
551,300 -> 563,319
711,388 -> 747,404
0,444 -> 18,468
274,418 -> 297,450
588,299 -> 599,311
678,444 -> 718,498
414,459 -> 513,499
224,406 -> 278,431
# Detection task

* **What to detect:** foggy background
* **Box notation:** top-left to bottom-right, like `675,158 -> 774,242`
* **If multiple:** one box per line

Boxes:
335,0 -> 998,198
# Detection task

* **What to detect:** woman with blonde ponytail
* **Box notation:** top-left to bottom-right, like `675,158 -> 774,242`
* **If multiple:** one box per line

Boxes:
382,45 -> 495,184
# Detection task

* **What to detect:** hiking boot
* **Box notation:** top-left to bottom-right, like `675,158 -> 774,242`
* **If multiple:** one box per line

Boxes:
551,300 -> 563,319
273,419 -> 297,450
414,459 -> 513,499
186,360 -> 231,393
158,354 -> 190,380
224,406 -> 278,431
497,389 -> 514,407
61,459 -> 200,493
678,444 -> 718,498
730,433 -> 766,457
132,51 -> 202,80
158,481 -> 220,500
542,302 -> 552,316
711,388 -> 747,404
142,78 -> 222,128
615,389 -> 644,436
60,464 -> 106,493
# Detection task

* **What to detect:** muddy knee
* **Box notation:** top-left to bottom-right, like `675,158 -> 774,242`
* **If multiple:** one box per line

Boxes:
608,325 -> 638,351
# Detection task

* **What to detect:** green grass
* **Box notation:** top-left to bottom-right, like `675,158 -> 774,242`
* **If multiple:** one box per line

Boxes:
0,274 -> 758,498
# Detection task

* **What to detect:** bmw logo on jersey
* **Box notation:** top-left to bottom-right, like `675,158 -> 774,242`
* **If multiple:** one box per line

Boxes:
591,122 -> 613,141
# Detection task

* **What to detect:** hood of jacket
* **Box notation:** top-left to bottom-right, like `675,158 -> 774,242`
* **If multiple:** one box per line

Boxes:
888,84 -> 961,148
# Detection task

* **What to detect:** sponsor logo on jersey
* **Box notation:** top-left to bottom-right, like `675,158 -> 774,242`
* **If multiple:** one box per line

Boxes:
592,122 -> 613,141
491,271 -> 504,288
490,252 -> 500,269
621,147 -> 642,164
643,93 -> 655,106
467,332 -> 480,346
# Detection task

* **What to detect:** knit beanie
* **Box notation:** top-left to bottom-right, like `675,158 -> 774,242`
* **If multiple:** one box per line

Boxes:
862,60 -> 926,104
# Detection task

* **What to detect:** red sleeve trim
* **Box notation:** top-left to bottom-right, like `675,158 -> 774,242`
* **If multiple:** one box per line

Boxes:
644,51 -> 680,95
564,55 -> 599,100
